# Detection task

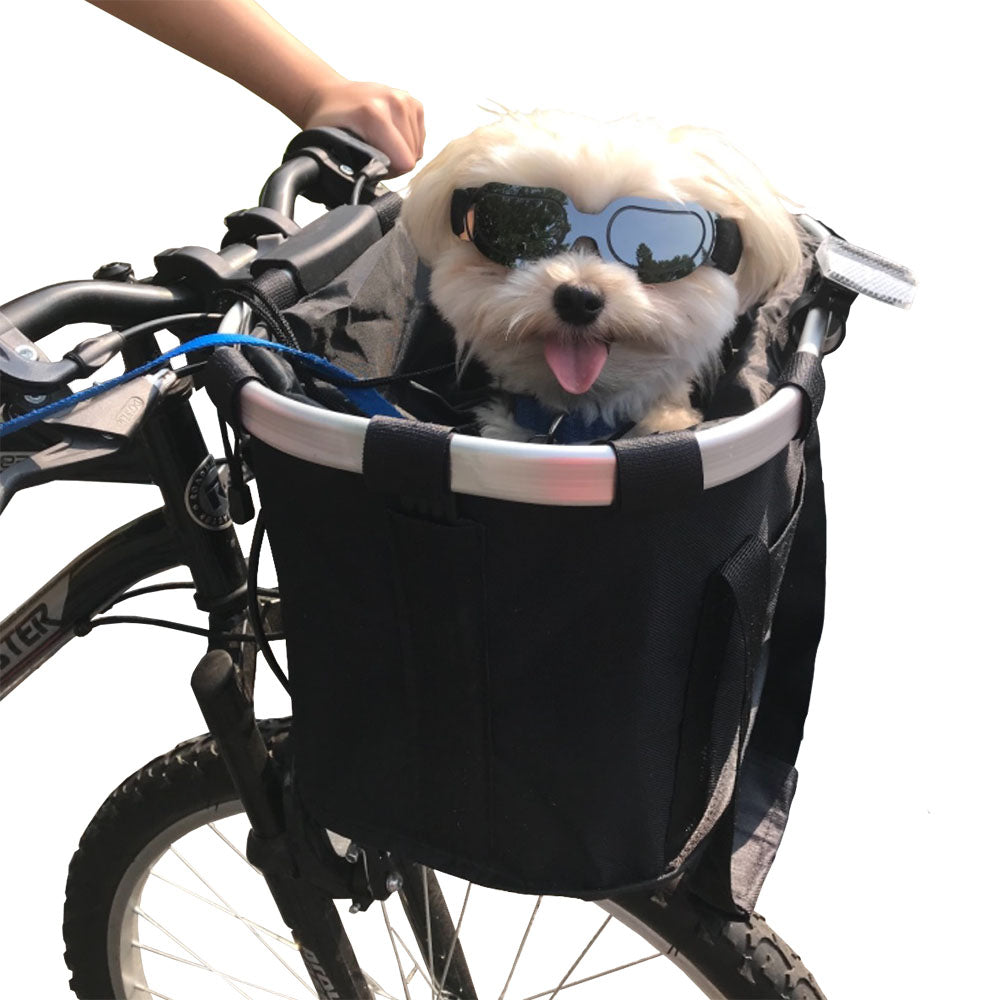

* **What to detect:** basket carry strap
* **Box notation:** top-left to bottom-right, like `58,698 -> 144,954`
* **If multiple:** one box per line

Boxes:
663,533 -> 771,880
778,351 -> 825,439
688,429 -> 825,916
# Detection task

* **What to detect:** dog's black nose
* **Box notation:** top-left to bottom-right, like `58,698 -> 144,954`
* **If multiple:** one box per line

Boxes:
553,283 -> 605,326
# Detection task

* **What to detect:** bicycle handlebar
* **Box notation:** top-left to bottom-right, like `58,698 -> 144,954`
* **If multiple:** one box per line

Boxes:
259,156 -> 321,218
0,280 -> 200,343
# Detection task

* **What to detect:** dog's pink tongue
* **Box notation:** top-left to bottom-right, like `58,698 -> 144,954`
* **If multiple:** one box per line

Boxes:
543,338 -> 609,395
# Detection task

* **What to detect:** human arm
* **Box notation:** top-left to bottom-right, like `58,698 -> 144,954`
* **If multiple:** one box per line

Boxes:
85,0 -> 424,175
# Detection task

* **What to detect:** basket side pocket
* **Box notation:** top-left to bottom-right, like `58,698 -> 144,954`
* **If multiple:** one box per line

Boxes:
387,510 -> 492,861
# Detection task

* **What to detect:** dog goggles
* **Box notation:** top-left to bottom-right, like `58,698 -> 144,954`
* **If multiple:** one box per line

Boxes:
450,183 -> 742,282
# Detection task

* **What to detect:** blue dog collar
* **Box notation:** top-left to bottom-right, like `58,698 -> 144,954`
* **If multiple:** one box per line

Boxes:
509,394 -> 631,444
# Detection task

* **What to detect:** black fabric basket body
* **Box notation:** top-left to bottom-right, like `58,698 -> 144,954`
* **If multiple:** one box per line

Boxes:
224,227 -> 826,909
255,434 -> 806,900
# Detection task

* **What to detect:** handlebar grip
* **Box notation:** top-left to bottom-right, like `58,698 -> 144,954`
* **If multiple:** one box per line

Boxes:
1,281 -> 200,342
250,204 -> 383,297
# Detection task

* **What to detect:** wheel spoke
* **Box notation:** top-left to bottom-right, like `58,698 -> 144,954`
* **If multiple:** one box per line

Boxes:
134,908 -> 254,999
531,914 -> 612,1000
130,984 -> 181,1000
133,942 -> 312,999
387,926 -> 434,990
364,963 -> 404,1000
168,844 -> 315,994
209,821 -> 260,872
422,866 -> 435,992
517,953 -> 662,1000
434,881 -> 471,1000
148,871 -> 296,947
381,900 -> 414,1000
498,896 -> 543,1000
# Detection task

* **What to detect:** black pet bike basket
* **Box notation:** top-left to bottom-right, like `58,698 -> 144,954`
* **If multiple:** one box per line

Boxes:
208,227 -> 831,914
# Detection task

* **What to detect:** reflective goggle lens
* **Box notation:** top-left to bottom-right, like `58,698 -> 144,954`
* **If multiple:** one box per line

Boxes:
472,187 -> 571,267
607,206 -> 710,282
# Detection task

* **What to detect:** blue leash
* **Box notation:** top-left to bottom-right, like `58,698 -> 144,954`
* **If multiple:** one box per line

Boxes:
0,333 -> 403,439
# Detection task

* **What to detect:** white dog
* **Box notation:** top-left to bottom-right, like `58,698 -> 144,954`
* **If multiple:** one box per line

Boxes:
401,110 -> 805,442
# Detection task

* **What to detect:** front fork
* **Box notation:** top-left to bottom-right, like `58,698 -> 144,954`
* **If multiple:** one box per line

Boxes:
137,372 -> 259,693
191,650 -> 374,1000
190,650 -> 480,1000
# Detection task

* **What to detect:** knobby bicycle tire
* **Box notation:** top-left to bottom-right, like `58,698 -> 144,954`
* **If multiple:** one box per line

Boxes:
63,721 -> 826,1000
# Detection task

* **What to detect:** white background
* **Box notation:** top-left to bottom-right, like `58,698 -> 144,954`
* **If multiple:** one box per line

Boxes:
0,1 -> 996,997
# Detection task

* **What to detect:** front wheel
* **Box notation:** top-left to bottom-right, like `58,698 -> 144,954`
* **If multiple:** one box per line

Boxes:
63,721 -> 826,1000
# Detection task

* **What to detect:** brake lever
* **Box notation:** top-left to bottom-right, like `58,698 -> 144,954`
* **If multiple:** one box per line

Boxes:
45,368 -> 172,441
0,319 -> 127,390
0,371 -> 173,514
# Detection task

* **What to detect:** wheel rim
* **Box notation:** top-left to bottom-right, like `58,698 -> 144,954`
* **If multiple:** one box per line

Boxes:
106,804 -> 719,1000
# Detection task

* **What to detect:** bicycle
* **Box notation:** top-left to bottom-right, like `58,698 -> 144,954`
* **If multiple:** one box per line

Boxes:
1,126 -> 910,1000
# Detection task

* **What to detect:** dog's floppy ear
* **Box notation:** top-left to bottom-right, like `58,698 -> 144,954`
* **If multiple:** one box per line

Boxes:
668,126 -> 805,312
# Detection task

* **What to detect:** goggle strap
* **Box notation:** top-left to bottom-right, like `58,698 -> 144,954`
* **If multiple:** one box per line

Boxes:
711,218 -> 743,274
450,188 -> 478,236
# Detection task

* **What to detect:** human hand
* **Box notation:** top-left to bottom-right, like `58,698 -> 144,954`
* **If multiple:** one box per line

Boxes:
86,2 -> 425,178
302,79 -> 425,178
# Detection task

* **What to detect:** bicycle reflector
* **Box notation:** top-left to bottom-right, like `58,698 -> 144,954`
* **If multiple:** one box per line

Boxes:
816,235 -> 916,309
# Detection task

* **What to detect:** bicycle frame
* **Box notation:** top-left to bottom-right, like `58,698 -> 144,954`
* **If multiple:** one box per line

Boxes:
0,369 -> 252,700
0,508 -> 179,698
0,127 -> 402,706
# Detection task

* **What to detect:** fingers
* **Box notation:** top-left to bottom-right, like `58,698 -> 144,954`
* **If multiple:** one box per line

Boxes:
414,100 -> 425,161
353,87 -> 425,177
361,114 -> 415,176
303,81 -> 426,178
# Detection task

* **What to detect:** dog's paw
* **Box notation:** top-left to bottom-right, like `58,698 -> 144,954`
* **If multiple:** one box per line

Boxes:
475,399 -> 534,442
633,403 -> 702,435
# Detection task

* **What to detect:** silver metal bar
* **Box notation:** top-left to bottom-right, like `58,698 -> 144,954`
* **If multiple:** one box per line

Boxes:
795,214 -> 831,241
225,302 -> 827,506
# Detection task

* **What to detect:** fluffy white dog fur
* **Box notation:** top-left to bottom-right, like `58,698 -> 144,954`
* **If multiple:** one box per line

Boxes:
401,111 -> 805,440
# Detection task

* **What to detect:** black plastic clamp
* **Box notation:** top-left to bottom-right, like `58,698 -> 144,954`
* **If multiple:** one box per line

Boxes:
153,245 -> 253,295
222,206 -> 302,249
282,127 -> 390,207
787,270 -> 858,355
